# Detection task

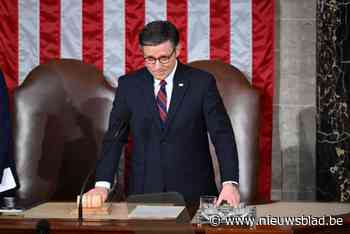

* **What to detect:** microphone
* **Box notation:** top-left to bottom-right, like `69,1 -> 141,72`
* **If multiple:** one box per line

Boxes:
78,113 -> 130,223
36,219 -> 50,234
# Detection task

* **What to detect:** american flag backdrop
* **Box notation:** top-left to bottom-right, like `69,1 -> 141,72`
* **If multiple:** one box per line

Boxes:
0,0 -> 274,200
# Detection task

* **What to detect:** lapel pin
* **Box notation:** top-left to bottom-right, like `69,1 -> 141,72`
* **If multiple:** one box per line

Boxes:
178,83 -> 184,87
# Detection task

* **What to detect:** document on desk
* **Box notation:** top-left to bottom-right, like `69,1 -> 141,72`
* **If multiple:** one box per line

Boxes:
128,205 -> 185,219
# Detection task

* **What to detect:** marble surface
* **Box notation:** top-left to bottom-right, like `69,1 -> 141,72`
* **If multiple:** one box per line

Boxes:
316,0 -> 350,202
272,0 -> 316,201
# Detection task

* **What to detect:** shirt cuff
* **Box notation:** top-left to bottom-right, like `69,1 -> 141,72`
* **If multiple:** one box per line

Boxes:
95,181 -> 111,190
222,181 -> 239,186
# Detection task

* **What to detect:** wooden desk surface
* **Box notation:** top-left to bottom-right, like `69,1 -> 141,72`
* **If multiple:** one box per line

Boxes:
0,201 -> 349,234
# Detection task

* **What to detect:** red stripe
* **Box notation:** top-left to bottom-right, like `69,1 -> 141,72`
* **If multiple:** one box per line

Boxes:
252,0 -> 274,201
158,102 -> 167,114
159,107 -> 166,116
158,91 -> 166,102
167,0 -> 188,63
83,0 -> 104,70
210,0 -> 230,63
40,0 -> 60,64
158,107 -> 167,120
0,0 -> 18,95
125,0 -> 145,73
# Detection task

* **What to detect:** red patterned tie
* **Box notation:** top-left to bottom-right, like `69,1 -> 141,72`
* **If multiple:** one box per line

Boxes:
156,80 -> 167,124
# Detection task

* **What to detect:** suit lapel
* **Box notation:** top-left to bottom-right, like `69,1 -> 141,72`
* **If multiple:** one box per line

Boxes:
139,70 -> 163,132
162,63 -> 189,138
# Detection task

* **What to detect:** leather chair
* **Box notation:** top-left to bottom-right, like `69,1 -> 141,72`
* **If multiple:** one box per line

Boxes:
12,59 -> 259,205
188,60 -> 260,202
13,59 -> 115,204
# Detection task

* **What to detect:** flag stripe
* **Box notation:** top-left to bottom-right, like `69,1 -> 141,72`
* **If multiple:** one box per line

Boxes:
145,0 -> 166,24
82,0 -> 104,70
60,0 -> 82,60
252,0 -> 274,201
125,0 -> 145,73
210,0 -> 230,63
187,0 -> 209,62
40,0 -> 60,64
0,0 -> 19,91
231,0 -> 252,81
104,0 -> 125,86
124,0 -> 146,195
167,0 -> 188,63
19,0 -> 39,85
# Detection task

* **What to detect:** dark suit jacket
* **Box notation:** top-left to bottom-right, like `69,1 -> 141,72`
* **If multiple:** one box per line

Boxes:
96,62 -> 238,202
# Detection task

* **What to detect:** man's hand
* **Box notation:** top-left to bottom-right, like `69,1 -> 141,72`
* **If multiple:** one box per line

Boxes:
216,183 -> 240,207
78,187 -> 108,208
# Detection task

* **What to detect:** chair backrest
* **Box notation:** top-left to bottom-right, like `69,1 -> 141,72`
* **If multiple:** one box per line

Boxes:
13,59 -> 115,203
188,60 -> 260,202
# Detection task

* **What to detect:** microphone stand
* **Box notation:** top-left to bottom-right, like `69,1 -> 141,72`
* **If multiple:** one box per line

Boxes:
78,120 -> 129,223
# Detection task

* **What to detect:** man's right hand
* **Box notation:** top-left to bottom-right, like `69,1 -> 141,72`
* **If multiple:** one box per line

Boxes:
78,187 -> 108,208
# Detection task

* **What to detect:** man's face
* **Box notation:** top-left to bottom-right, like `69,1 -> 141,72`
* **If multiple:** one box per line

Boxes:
142,40 -> 180,80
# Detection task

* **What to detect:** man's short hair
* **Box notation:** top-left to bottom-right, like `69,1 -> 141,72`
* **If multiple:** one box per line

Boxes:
139,20 -> 179,47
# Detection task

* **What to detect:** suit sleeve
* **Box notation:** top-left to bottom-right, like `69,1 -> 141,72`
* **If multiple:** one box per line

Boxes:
203,75 -> 239,183
95,77 -> 131,185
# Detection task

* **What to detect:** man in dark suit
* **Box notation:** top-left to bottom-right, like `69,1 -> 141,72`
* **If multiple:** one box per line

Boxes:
83,20 -> 239,207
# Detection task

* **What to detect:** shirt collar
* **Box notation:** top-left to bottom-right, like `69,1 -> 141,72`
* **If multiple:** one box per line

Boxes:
153,60 -> 178,86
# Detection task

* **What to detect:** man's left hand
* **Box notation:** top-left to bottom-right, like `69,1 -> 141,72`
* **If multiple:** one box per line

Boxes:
216,183 -> 240,207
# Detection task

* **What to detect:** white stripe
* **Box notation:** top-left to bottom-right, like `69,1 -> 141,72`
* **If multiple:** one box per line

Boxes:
230,0 -> 252,82
19,0 -> 40,84
61,0 -> 82,60
104,0 -> 125,87
145,0 -> 166,24
187,0 -> 210,62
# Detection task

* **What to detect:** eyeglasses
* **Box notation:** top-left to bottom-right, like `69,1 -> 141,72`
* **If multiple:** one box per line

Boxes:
144,48 -> 176,64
